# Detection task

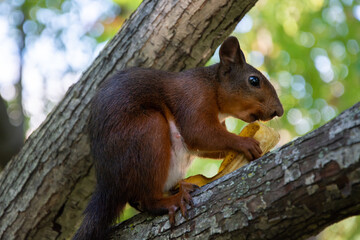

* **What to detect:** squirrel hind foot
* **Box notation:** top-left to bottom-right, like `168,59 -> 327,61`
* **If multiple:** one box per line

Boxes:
168,181 -> 198,226
144,181 -> 198,227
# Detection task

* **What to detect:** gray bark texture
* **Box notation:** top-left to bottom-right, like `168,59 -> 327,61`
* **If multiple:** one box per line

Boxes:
110,102 -> 360,240
0,0 -> 258,239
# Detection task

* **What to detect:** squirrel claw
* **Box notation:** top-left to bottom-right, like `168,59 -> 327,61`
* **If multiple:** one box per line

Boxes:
179,200 -> 188,219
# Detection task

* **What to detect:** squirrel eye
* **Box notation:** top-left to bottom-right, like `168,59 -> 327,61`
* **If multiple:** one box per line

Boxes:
249,76 -> 260,87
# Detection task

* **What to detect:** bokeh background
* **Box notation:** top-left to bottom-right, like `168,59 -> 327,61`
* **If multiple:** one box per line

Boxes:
0,0 -> 359,238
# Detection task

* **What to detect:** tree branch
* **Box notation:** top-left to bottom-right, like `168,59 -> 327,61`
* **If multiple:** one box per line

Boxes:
110,102 -> 360,240
0,0 -> 258,239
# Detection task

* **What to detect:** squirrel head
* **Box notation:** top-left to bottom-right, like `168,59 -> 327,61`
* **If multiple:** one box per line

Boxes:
217,36 -> 284,123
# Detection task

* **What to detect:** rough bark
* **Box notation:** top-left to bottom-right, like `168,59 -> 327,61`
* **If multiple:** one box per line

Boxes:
110,102 -> 360,240
0,0 -> 258,239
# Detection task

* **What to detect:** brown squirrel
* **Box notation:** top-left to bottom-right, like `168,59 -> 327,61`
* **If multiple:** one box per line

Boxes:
73,36 -> 283,240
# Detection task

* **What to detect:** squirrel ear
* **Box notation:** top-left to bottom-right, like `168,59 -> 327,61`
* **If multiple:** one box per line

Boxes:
219,36 -> 246,66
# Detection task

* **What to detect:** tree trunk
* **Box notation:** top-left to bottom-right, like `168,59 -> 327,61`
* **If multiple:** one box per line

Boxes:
109,102 -> 360,240
0,0 -> 258,239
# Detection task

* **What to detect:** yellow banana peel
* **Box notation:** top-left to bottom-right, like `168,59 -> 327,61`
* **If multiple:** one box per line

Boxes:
184,121 -> 280,187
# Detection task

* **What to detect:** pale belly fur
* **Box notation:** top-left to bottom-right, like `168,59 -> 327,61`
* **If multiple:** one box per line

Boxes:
163,114 -> 229,191
163,120 -> 194,192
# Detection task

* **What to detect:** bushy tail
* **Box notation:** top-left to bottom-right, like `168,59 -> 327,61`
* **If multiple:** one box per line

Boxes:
73,187 -> 125,240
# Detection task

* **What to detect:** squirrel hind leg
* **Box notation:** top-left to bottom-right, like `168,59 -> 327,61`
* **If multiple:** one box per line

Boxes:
128,110 -> 197,225
143,181 -> 198,226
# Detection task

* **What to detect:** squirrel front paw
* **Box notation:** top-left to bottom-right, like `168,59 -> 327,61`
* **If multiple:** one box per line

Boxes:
237,137 -> 262,160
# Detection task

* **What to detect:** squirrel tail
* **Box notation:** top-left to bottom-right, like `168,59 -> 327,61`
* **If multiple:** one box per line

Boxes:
73,186 -> 125,240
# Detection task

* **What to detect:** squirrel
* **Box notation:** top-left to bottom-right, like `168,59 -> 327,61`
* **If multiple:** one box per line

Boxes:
73,36 -> 283,240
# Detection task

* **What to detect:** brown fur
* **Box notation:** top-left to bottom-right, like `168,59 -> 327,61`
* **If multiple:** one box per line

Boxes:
73,36 -> 283,240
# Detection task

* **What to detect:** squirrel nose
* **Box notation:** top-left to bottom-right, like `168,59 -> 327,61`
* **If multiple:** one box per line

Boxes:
271,105 -> 284,118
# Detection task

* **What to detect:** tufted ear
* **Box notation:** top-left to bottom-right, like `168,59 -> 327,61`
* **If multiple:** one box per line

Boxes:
219,36 -> 246,66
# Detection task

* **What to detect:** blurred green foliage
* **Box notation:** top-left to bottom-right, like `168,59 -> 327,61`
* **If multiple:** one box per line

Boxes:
95,0 -> 142,42
205,0 -> 360,138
